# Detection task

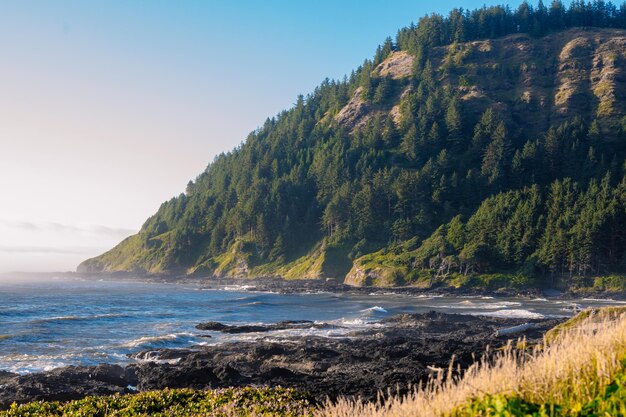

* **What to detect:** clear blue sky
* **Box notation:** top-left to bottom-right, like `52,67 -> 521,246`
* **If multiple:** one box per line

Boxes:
0,0 -> 524,272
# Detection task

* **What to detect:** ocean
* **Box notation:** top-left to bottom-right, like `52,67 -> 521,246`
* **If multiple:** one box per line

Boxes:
0,277 -> 622,374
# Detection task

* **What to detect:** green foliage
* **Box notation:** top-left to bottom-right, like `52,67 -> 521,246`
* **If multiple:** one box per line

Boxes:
452,363 -> 626,416
451,273 -> 537,290
396,0 -> 626,55
453,395 -> 547,416
545,307 -> 626,344
593,275 -> 626,291
80,2 -> 626,289
0,388 -> 316,417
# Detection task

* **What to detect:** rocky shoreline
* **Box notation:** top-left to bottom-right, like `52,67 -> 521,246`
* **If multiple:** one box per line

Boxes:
0,312 -> 563,409
72,272 -> 626,300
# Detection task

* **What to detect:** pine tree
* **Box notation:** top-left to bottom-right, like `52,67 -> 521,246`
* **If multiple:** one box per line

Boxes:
481,121 -> 510,185
445,97 -> 463,150
373,77 -> 392,104
401,124 -> 419,160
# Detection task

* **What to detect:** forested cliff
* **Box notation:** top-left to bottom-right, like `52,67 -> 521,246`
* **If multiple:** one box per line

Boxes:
80,1 -> 626,289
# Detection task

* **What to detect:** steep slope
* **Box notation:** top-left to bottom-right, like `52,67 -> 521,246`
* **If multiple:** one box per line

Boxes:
344,29 -> 626,137
80,4 -> 626,288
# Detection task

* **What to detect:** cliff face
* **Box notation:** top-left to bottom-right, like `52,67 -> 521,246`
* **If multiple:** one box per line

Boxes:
334,28 -> 626,137
79,28 -> 626,286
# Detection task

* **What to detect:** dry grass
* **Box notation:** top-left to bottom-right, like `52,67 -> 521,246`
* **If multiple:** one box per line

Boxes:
375,51 -> 415,79
319,308 -> 626,417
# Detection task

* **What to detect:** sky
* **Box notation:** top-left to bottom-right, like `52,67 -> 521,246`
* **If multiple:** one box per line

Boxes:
0,0 -> 523,273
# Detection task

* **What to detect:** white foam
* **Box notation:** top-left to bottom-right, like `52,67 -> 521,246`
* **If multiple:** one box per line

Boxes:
336,318 -> 368,326
582,298 -> 626,304
222,285 -> 257,291
473,309 -> 545,319
2,353 -> 73,374
141,357 -> 182,365
561,303 -> 583,313
499,301 -> 523,307
243,301 -> 268,306
31,313 -> 127,324
120,333 -> 195,348
360,306 -> 388,314
436,301 -> 522,310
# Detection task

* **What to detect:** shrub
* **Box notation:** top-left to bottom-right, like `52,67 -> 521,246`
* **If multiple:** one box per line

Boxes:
1,387 -> 316,417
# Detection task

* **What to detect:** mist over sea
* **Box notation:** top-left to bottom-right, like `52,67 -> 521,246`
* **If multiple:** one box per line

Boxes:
0,276 -> 622,374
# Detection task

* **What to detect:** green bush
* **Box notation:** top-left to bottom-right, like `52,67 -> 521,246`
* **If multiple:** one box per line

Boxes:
0,387 -> 316,417
593,275 -> 626,291
451,273 -> 536,290
453,367 -> 626,416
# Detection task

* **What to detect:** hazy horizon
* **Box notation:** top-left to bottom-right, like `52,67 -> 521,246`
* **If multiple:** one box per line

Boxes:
0,0 -> 523,273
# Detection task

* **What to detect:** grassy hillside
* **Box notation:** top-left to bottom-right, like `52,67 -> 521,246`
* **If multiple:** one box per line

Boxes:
80,2 -> 626,289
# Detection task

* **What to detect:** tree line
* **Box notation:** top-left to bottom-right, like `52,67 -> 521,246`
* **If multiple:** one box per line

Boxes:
126,1 -> 626,284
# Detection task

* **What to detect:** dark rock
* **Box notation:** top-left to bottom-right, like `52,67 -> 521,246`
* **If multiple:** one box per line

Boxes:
132,360 -> 219,391
195,321 -> 229,331
195,319 -> 332,333
214,363 -> 245,383
0,365 -> 128,409
124,365 -> 139,386
263,366 -> 297,379
89,364 -> 127,386
0,312 -> 563,408
0,371 -> 16,385
132,312 -> 561,402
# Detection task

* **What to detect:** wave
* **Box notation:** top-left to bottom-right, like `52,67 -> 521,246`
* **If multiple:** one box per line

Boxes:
1,348 -> 136,374
0,329 -> 41,341
1,352 -> 79,374
120,332 -> 196,348
30,313 -> 128,325
360,306 -> 388,314
472,309 -> 545,319
308,291 -> 336,295
132,351 -> 182,365
561,303 -> 583,313
582,298 -> 626,304
409,294 -> 444,299
221,285 -> 257,292
340,318 -> 367,326
242,301 -> 273,307
330,317 -> 371,327
8,360 -> 67,374
437,300 -> 522,310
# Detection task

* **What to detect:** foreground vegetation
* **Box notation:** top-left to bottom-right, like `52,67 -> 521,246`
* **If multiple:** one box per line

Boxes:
0,387 -> 316,417
5,308 -> 626,416
321,307 -> 626,416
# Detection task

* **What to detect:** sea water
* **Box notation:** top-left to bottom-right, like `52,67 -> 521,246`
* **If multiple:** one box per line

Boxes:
0,277 -> 623,373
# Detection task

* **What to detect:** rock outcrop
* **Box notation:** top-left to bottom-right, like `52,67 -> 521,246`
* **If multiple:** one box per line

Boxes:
0,312 -> 562,408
